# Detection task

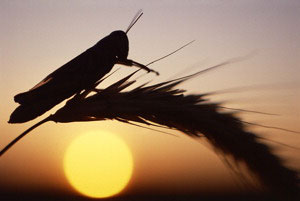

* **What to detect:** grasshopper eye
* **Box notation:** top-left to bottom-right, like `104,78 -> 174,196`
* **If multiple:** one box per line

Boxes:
117,37 -> 129,60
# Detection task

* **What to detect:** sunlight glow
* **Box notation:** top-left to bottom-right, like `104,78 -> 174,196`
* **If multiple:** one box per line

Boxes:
63,131 -> 133,198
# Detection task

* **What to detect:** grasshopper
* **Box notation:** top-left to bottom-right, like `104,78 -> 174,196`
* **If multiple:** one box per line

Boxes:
9,11 -> 158,123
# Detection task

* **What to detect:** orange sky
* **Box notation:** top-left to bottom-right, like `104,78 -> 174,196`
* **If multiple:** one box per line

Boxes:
1,0 -> 300,198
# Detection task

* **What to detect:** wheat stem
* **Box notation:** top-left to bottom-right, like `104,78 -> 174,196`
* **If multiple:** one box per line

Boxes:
0,115 -> 52,157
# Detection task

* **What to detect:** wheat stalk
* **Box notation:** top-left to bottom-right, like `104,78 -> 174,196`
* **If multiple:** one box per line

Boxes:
1,65 -> 299,198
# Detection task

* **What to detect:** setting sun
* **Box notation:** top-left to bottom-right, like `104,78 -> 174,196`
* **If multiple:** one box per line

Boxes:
63,131 -> 134,198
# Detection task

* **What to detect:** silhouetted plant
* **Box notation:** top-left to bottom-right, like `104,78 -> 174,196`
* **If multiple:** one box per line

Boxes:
1,63 -> 299,198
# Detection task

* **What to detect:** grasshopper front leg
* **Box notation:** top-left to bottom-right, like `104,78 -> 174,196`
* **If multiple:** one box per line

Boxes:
117,59 -> 159,75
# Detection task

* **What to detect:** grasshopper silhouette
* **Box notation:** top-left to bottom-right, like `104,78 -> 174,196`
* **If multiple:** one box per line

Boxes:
9,11 -> 158,123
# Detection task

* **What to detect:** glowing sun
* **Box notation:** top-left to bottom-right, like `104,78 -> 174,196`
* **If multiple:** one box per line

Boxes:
63,131 -> 134,198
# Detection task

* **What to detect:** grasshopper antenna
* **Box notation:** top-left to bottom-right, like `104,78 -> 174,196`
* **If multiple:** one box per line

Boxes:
126,9 -> 143,34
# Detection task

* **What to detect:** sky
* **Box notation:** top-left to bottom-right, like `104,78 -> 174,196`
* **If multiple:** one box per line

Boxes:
0,0 -> 300,198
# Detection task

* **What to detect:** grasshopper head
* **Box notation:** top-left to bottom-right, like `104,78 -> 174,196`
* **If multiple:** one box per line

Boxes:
109,30 -> 129,61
